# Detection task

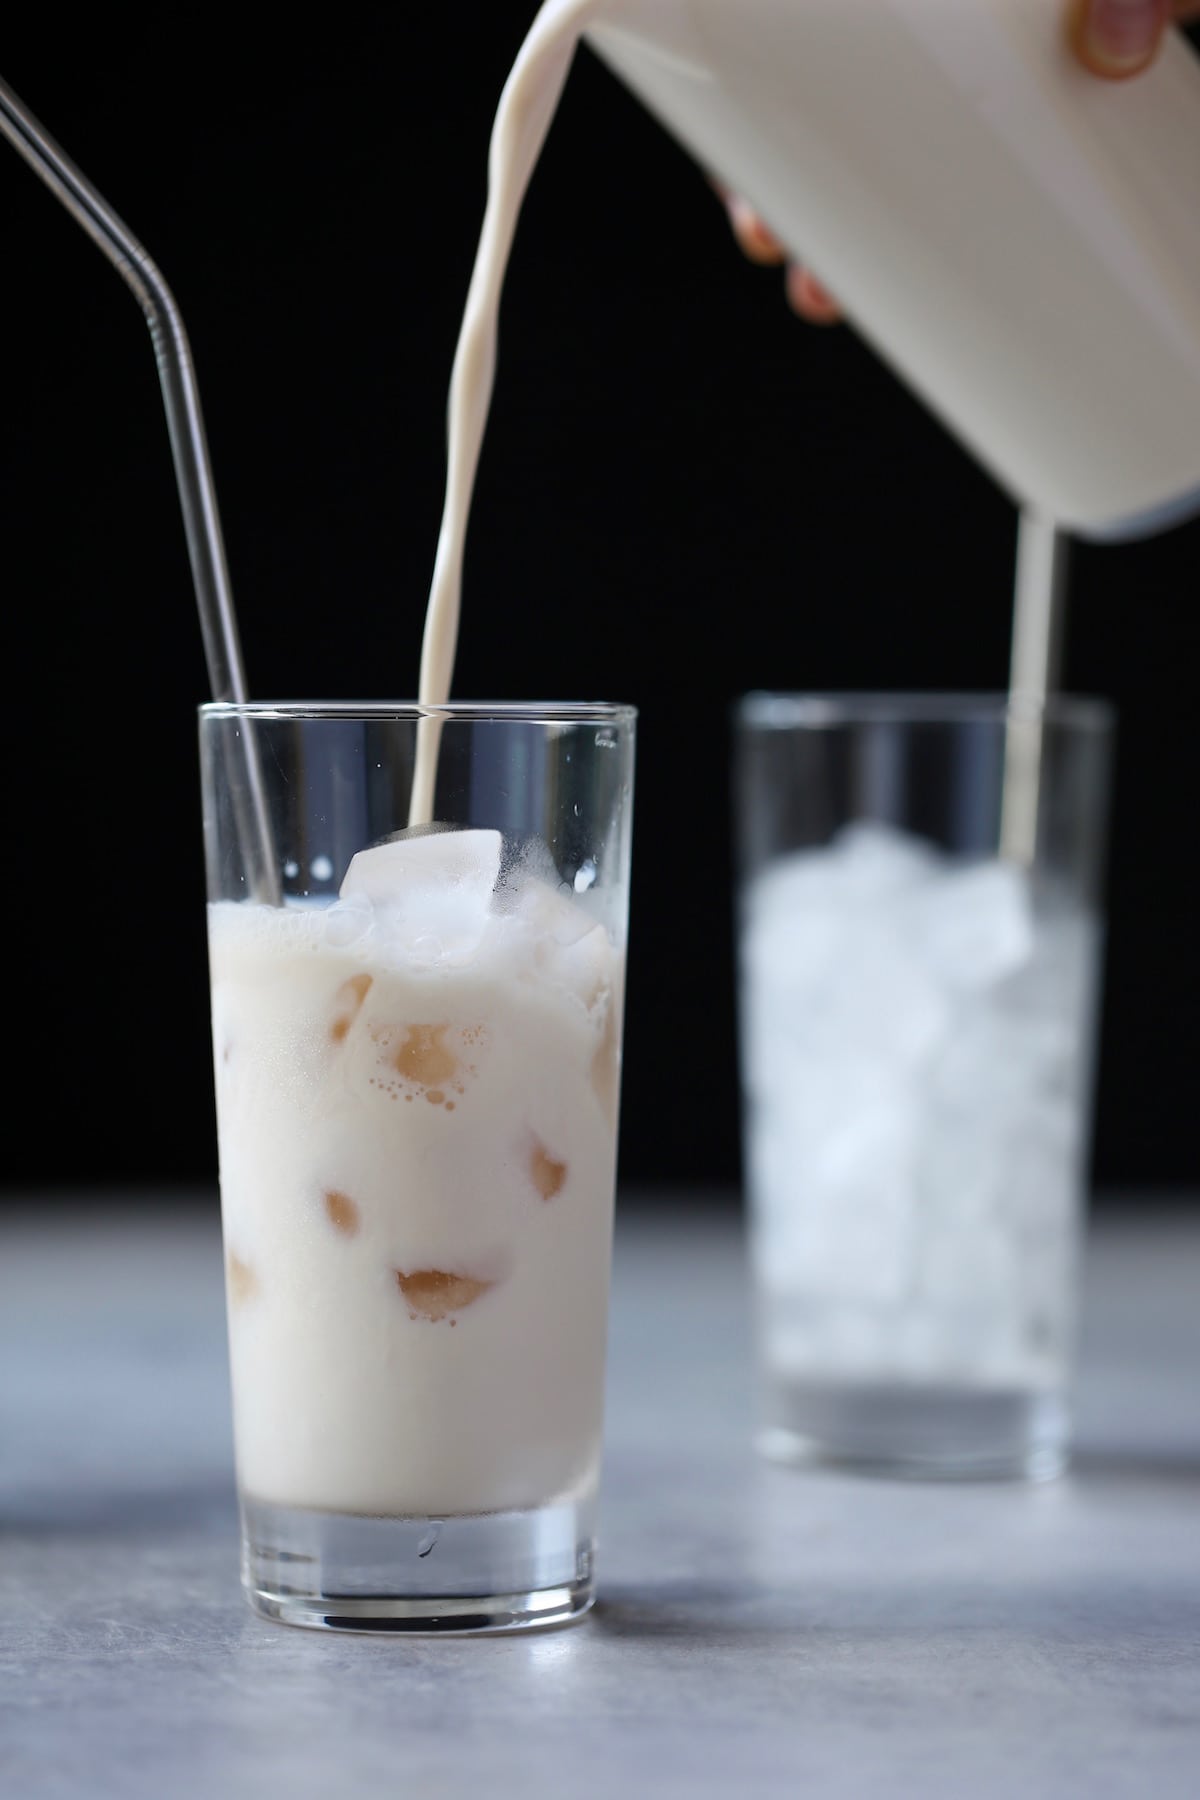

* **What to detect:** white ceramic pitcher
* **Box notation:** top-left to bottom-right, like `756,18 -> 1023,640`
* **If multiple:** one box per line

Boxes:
585,0 -> 1200,541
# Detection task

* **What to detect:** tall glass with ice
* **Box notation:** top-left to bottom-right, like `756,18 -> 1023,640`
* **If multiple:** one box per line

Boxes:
733,694 -> 1113,1480
200,701 -> 635,1632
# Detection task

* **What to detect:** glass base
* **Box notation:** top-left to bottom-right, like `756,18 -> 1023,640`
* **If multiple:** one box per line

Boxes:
241,1494 -> 595,1635
758,1376 -> 1069,1481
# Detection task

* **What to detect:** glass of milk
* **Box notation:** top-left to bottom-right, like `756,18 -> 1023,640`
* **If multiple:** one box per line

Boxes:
732,693 -> 1113,1480
200,700 -> 636,1632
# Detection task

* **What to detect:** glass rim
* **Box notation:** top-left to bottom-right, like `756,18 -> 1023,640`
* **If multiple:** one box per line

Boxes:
199,699 -> 638,725
735,690 -> 1115,732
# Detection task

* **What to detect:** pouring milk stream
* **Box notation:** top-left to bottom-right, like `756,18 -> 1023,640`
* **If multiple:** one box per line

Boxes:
412,0 -> 1200,825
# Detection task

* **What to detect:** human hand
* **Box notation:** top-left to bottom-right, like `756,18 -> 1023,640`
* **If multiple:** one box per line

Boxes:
722,0 -> 1200,324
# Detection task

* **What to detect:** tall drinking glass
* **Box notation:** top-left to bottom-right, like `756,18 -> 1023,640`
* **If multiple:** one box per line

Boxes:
200,701 -> 636,1632
733,693 -> 1113,1480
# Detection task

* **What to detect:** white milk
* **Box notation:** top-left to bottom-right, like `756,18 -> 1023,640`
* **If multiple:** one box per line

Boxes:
211,833 -> 623,1516
411,0 -> 601,825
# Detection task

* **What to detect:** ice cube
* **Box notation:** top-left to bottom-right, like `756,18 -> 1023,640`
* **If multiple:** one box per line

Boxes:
590,993 -> 621,1124
390,1022 -> 459,1088
340,827 -> 502,906
1005,1120 -> 1082,1240
510,875 -> 614,1005
329,973 -> 373,1045
395,1269 -> 493,1321
340,829 -> 503,964
741,880 -> 848,1003
226,1253 -> 258,1306
832,820 -> 939,895
528,1134 -> 568,1201
748,1056 -> 920,1305
742,826 -> 948,1068
903,860 -> 1034,991
743,916 -> 949,1075
915,1214 -> 1017,1315
929,1006 -> 1076,1125
995,907 -> 1099,1027
913,1109 -> 1006,1228
514,874 -> 602,948
745,822 -> 934,944
322,1188 -> 361,1236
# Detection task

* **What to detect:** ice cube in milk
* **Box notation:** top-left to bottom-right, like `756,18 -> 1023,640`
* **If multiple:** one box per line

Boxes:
208,828 -> 624,1517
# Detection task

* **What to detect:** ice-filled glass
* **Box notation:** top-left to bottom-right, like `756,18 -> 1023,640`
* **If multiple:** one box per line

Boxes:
200,701 -> 636,1631
733,694 -> 1113,1480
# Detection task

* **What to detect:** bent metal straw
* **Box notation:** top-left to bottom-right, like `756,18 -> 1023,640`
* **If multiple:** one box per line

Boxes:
0,73 -> 279,904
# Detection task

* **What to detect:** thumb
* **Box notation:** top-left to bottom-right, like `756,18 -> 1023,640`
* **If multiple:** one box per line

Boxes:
1071,0 -> 1175,78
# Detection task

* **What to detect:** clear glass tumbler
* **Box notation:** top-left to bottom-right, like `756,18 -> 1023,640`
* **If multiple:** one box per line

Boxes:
200,701 -> 636,1631
732,693 -> 1113,1480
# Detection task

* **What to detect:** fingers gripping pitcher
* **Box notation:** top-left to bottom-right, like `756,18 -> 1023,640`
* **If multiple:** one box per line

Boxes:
503,0 -> 1200,540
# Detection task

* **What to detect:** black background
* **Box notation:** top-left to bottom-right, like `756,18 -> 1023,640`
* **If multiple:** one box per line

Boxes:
1,9 -> 1197,1206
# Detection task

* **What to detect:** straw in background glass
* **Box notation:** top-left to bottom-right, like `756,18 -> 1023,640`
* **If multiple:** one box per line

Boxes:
1000,507 -> 1070,866
0,73 -> 280,904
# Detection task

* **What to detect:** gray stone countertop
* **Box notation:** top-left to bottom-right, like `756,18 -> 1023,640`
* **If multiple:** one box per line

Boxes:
2,1192 -> 1198,1799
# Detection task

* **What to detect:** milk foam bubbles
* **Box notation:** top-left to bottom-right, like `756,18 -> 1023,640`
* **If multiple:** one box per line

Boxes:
209,830 -> 624,1516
